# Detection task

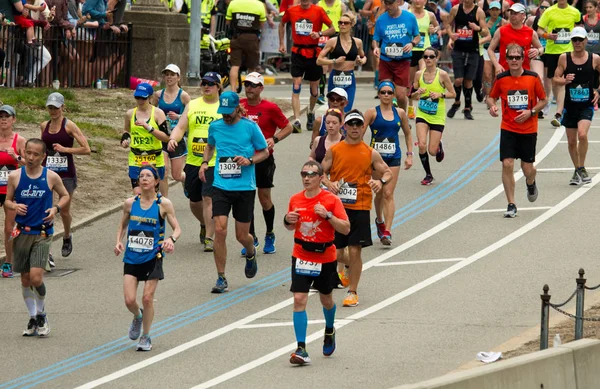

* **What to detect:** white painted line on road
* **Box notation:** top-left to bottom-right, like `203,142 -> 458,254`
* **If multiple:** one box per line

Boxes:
237,319 -> 353,330
373,258 -> 465,266
537,167 -> 600,172
472,206 -> 552,214
558,140 -> 600,143
75,127 -> 564,389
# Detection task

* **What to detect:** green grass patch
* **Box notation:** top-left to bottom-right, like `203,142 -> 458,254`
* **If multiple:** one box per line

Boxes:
0,88 -> 76,109
77,122 -> 121,140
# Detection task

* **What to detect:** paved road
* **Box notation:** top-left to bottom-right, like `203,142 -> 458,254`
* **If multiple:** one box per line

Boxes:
1,85 -> 600,389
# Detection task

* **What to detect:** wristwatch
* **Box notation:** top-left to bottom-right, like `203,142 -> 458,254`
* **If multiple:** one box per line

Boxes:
55,205 -> 61,213
406,152 -> 414,156
380,178 -> 388,185
170,235 -> 177,243
530,109 -> 537,116
325,211 -> 333,220
273,136 -> 280,144
248,157 -> 254,165
319,31 -> 323,37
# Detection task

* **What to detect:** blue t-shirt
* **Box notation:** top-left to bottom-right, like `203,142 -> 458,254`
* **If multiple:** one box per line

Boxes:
208,117 -> 267,191
373,10 -> 420,62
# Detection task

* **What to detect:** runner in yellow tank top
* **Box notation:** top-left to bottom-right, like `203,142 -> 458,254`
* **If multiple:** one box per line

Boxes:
317,0 -> 348,105
411,47 -> 456,185
121,83 -> 169,196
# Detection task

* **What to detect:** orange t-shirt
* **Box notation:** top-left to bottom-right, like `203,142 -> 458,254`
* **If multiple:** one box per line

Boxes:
329,141 -> 373,211
489,69 -> 546,134
289,189 -> 348,264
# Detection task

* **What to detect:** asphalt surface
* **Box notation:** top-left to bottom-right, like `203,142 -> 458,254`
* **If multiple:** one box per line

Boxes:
1,85 -> 600,389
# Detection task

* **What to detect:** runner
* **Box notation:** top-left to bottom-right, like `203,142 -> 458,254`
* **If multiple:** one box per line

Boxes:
321,109 -> 393,307
526,0 -> 552,118
199,91 -> 269,293
316,12 -> 367,112
285,160 -> 350,365
40,92 -> 91,260
445,0 -> 489,120
552,27 -> 600,185
411,47 -> 456,185
114,165 -> 181,351
0,105 -> 26,279
153,64 -> 190,197
363,81 -> 413,245
5,138 -> 70,337
536,0 -> 582,127
168,72 -> 222,251
310,108 -> 345,163
240,72 -> 293,255
487,43 -> 547,218
481,2 -> 504,98
316,0 -> 347,105
279,0 -> 335,133
310,87 -> 348,147
121,83 -> 170,195
372,0 -> 421,112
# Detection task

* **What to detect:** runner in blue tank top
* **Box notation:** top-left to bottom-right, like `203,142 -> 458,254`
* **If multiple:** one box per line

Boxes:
363,81 -> 413,246
115,165 -> 181,352
5,138 -> 70,338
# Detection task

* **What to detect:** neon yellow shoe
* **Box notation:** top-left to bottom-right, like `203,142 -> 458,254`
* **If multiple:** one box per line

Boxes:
408,105 -> 415,119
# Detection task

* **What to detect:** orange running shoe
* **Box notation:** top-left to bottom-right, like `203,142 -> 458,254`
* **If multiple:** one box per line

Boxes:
343,291 -> 359,307
338,269 -> 350,288
408,105 -> 416,119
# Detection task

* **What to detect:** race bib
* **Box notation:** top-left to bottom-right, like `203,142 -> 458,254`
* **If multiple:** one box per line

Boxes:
0,169 -> 8,186
373,137 -> 397,156
332,72 -> 352,86
295,20 -> 313,36
456,27 -> 473,41
128,230 -> 154,252
569,84 -> 590,103
554,28 -> 571,44
338,182 -> 357,204
384,44 -> 403,59
430,33 -> 440,48
134,153 -> 156,166
46,154 -> 68,172
416,32 -> 426,49
418,97 -> 439,115
539,37 -> 547,48
588,32 -> 600,44
318,35 -> 329,47
295,258 -> 322,276
507,89 -> 529,110
192,137 -> 207,157
218,157 -> 242,178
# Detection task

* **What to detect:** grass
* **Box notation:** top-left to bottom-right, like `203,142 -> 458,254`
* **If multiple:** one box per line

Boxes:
78,122 -> 121,140
0,88 -> 80,112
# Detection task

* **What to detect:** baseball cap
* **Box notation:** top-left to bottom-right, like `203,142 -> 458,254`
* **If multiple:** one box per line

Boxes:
202,72 -> 222,84
218,91 -> 240,115
134,83 -> 154,98
344,111 -> 365,124
571,26 -> 588,39
46,92 -> 65,108
509,3 -> 526,13
162,64 -> 181,75
245,72 -> 264,86
489,1 -> 501,9
0,105 -> 16,117
326,87 -> 348,100
383,0 -> 396,4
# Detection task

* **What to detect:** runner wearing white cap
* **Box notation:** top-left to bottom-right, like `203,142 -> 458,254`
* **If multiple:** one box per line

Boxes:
310,87 -> 348,148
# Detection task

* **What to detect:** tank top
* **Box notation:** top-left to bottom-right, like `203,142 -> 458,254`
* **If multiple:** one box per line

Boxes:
454,4 -> 480,52
330,36 -> 359,61
329,141 -> 373,211
158,88 -> 185,130
319,114 -> 345,137
318,0 -> 342,32
498,24 -> 534,70
565,52 -> 595,107
484,16 -> 501,50
369,106 -> 402,161
0,133 -> 20,194
414,10 -> 431,51
315,134 -> 344,163
14,167 -> 54,235
186,97 -> 221,167
128,107 -> 164,168
369,0 -> 382,35
123,194 -> 165,265
42,118 -> 76,179
416,69 -> 446,125
583,14 -> 600,54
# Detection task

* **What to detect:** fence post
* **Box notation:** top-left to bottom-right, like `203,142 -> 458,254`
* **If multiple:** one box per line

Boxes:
575,268 -> 586,340
540,284 -> 551,350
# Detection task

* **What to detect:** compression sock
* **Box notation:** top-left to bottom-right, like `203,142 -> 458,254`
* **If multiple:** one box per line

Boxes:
293,310 -> 308,345
263,206 -> 275,234
454,85 -> 462,105
320,74 -> 326,96
464,87 -> 473,109
420,152 -> 432,176
33,283 -> 46,314
22,286 -> 36,317
323,304 -> 336,332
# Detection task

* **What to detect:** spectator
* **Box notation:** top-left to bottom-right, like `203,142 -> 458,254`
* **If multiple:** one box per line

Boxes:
25,0 -> 53,85
81,0 -> 113,25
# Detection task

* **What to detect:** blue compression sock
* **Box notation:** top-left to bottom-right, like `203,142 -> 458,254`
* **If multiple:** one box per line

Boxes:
293,310 -> 308,343
323,304 -> 336,329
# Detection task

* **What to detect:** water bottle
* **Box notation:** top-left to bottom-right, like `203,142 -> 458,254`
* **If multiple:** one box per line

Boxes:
553,333 -> 562,347
96,79 -> 102,89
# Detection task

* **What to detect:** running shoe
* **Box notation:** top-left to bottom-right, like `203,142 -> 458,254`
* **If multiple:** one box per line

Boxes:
381,230 -> 392,246
203,237 -> 214,252
61,235 -> 72,257
342,291 -> 359,307
542,104 -> 550,117
22,318 -> 37,337
1,262 -> 13,278
375,218 -> 386,240
292,119 -> 302,134
211,276 -> 228,294
200,224 -> 206,243
128,309 -> 143,340
263,233 -> 276,254
136,335 -> 152,351
476,88 -> 484,103
570,169 -> 582,186
447,103 -> 460,118
317,94 -> 325,105
579,167 -> 591,184
241,236 -> 259,256
48,253 -> 55,268
550,113 -> 562,128
36,313 -> 50,337
463,108 -> 474,120
435,141 -> 445,162
323,328 -> 336,356
407,105 -> 416,119
332,272 -> 346,289
306,112 -> 315,131
290,347 -> 311,365
392,98 -> 399,107
338,268 -> 350,288
421,175 -> 434,186
537,111 -> 544,120
526,181 -> 538,203
245,253 -> 258,278
504,203 -> 517,218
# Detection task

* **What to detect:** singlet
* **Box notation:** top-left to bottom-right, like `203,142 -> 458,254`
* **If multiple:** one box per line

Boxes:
318,0 -> 342,32
583,14 -> 600,54
416,69 -> 446,125
0,133 -> 20,194
14,167 -> 54,235
318,114 -> 345,137
454,4 -> 480,52
498,24 -> 534,70
329,141 -> 373,211
186,97 -> 221,167
123,195 -> 165,265
369,106 -> 402,161
484,16 -> 501,50
413,10 -> 431,51
158,88 -> 185,130
42,118 -> 76,179
565,52 -> 595,107
330,36 -> 359,61
315,134 -> 344,163
369,0 -> 382,35
128,106 -> 165,168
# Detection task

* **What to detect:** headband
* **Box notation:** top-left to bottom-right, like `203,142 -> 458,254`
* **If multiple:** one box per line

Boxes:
378,81 -> 395,92
139,164 -> 159,179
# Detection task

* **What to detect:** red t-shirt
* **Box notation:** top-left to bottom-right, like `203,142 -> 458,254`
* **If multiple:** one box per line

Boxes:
489,69 -> 546,134
281,4 -> 332,57
288,189 -> 348,264
498,24 -> 534,71
240,98 -> 289,155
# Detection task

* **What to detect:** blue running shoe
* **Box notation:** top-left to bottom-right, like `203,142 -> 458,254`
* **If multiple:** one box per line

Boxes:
263,233 -> 276,254
211,276 -> 228,293
245,253 -> 258,278
323,328 -> 336,356
2,262 -> 14,278
290,347 -> 311,365
241,236 -> 259,256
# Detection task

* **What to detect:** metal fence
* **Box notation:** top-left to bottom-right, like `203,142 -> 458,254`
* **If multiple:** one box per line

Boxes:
0,24 -> 132,88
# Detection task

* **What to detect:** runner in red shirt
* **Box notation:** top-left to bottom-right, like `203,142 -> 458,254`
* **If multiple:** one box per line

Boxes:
239,72 -> 293,255
284,160 -> 349,365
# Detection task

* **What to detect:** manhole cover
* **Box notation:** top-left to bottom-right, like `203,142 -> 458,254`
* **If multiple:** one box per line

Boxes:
45,268 -> 79,278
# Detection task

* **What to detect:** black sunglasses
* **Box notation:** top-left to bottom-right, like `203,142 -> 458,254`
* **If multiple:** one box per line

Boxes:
346,120 -> 363,127
379,90 -> 394,95
300,171 -> 319,178
244,81 -> 261,88
572,37 -> 586,42
201,81 -> 217,87
540,5 -> 548,8
506,55 -> 523,61
423,55 -> 436,59
328,96 -> 346,102
338,20 -> 351,25
135,96 -> 148,100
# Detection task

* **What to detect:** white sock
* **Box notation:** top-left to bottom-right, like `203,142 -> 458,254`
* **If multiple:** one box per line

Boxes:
22,286 -> 37,317
33,285 -> 46,314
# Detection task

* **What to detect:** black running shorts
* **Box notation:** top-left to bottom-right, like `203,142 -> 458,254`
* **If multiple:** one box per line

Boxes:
211,187 -> 255,223
290,257 -> 337,295
334,209 -> 372,249
499,129 -> 537,163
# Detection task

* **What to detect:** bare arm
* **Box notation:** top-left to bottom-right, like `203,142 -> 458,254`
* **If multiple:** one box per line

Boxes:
487,28 -> 502,72
159,198 -> 181,254
369,150 -> 392,193
63,120 -> 91,155
121,110 -> 132,148
552,54 -> 569,86
278,20 -> 287,53
311,116 -> 323,145
152,109 -> 170,143
398,109 -> 413,170
317,38 -> 341,66
440,71 -> 456,99
169,104 -> 190,143
114,199 -> 133,256
44,170 -> 70,223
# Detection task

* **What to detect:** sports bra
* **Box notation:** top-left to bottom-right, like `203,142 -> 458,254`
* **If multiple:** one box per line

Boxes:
330,36 -> 359,62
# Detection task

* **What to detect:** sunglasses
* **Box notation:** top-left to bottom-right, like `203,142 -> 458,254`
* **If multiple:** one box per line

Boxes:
506,55 -> 523,61
540,5 -> 548,8
423,54 -> 436,59
244,81 -> 261,88
338,20 -> 351,26
572,37 -> 586,42
300,171 -> 320,178
134,96 -> 148,100
379,90 -> 394,95
327,108 -> 342,114
328,96 -> 346,103
346,120 -> 363,127
201,81 -> 217,87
